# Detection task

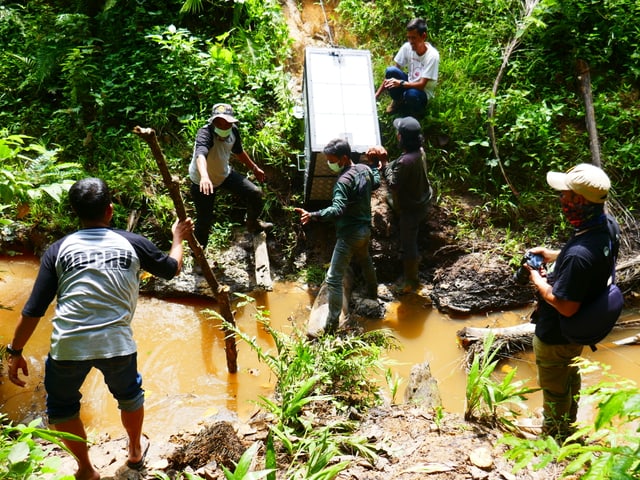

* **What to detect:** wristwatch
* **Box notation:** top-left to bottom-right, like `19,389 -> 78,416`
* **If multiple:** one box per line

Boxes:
6,344 -> 23,356
400,80 -> 405,87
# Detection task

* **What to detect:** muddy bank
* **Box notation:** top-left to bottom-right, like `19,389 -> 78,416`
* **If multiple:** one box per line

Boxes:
51,404 -> 540,480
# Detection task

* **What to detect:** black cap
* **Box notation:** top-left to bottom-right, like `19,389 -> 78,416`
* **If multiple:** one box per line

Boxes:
207,103 -> 238,124
393,116 -> 422,137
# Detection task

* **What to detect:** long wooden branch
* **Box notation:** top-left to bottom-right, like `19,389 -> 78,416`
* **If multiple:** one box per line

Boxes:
487,0 -> 541,198
133,126 -> 238,373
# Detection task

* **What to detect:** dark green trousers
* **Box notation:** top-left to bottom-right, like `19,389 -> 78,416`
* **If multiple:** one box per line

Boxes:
533,335 -> 584,440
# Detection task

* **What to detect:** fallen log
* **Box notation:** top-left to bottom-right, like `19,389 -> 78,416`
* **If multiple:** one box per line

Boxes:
616,254 -> 640,295
457,323 -> 535,369
458,318 -> 640,347
612,334 -> 640,347
457,323 -> 535,349
133,126 -> 238,373
457,319 -> 640,368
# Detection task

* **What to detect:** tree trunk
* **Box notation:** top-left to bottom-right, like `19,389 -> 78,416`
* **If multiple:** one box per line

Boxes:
576,59 -> 601,167
457,320 -> 640,368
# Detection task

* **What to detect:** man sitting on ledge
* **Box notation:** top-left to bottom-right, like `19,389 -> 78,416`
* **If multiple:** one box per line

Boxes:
375,17 -> 440,117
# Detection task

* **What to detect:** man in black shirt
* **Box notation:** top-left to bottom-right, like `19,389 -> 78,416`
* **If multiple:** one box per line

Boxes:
525,163 -> 619,440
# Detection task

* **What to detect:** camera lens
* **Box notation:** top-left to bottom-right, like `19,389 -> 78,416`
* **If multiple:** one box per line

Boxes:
513,266 -> 530,285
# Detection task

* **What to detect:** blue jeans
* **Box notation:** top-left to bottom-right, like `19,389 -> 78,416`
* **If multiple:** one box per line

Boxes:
325,225 -> 377,330
191,170 -> 264,249
45,353 -> 144,424
385,66 -> 428,116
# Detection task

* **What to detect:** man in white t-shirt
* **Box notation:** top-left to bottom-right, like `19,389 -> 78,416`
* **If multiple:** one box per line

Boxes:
375,18 -> 440,117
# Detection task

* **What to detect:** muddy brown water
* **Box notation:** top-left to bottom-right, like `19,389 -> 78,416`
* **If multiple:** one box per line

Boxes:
2,256 -> 640,441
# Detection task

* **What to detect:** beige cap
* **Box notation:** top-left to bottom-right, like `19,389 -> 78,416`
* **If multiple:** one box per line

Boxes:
546,163 -> 610,203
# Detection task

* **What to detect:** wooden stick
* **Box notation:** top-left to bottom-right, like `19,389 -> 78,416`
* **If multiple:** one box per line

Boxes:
486,0 -> 540,198
133,126 -> 238,373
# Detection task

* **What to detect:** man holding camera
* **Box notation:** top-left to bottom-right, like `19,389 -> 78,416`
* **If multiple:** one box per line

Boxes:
524,163 -> 620,441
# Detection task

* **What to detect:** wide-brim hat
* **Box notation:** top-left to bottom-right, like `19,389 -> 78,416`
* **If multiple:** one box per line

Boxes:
546,163 -> 610,203
208,103 -> 238,123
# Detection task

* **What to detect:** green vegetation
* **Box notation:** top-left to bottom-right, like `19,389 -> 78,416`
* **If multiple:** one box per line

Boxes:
465,338 -> 640,476
500,359 -> 640,478
0,0 -> 298,248
301,264 -> 327,287
0,414 -> 80,480
464,333 -> 538,429
339,0 -> 639,251
203,293 -> 397,478
0,0 -> 637,255
1,0 -> 639,477
221,442 -> 274,480
154,471 -> 204,480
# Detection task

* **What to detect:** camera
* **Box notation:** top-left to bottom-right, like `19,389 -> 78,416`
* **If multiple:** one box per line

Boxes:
513,252 -> 544,285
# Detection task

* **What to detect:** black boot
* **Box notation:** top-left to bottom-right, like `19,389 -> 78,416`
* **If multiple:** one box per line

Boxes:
246,219 -> 274,233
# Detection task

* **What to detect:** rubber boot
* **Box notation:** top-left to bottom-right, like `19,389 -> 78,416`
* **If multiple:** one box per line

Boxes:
394,258 -> 420,294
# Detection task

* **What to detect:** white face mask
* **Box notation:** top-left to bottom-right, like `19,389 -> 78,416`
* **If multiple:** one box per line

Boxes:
327,161 -> 341,173
214,126 -> 232,138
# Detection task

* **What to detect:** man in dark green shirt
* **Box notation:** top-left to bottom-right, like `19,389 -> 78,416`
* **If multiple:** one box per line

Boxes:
295,138 -> 380,333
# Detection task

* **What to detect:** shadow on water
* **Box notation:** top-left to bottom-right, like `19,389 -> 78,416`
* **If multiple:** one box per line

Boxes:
2,256 -> 640,440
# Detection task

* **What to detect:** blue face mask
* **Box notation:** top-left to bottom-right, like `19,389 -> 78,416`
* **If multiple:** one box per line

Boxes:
214,126 -> 232,138
327,161 -> 341,173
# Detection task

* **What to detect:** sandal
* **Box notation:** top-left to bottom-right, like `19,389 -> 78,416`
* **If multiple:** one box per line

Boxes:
126,434 -> 150,471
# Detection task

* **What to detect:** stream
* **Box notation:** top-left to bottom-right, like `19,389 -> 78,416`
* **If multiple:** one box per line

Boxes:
2,255 -> 640,440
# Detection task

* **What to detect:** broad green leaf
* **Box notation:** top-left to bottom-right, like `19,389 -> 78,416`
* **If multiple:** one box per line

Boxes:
8,441 -> 30,464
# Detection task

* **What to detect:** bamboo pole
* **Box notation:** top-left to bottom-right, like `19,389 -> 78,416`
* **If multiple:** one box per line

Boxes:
133,126 -> 238,373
